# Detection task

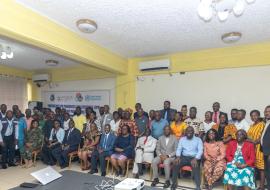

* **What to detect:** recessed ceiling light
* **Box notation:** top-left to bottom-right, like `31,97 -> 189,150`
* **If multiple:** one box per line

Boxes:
76,19 -> 97,33
221,32 -> 242,43
45,59 -> 59,67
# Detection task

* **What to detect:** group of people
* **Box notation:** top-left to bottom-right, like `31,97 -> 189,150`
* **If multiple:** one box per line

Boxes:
0,101 -> 270,190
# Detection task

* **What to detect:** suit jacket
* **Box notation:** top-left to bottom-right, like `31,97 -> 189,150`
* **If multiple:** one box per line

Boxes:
160,108 -> 177,122
63,127 -> 81,150
100,113 -> 113,131
262,123 -> 270,155
98,132 -> 116,155
156,134 -> 178,158
226,140 -> 255,167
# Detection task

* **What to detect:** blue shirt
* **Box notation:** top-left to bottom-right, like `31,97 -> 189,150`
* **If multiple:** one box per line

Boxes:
176,136 -> 203,160
151,119 -> 169,139
18,117 -> 27,141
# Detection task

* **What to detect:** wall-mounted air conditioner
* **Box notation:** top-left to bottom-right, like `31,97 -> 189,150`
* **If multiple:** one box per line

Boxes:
138,59 -> 170,72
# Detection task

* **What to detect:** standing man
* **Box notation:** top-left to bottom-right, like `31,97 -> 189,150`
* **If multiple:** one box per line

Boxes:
228,108 -> 238,124
262,105 -> 270,190
0,104 -> 7,119
0,110 -> 18,169
171,126 -> 203,190
134,103 -> 148,119
211,102 -> 227,124
90,124 -> 116,176
73,106 -> 86,133
135,108 -> 149,137
181,105 -> 189,121
151,111 -> 169,139
185,107 -> 204,136
235,109 -> 250,131
100,105 -> 113,133
160,101 -> 177,123
151,126 -> 178,188
25,109 -> 33,131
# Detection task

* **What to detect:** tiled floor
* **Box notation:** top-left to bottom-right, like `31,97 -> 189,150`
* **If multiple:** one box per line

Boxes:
0,161 -> 224,190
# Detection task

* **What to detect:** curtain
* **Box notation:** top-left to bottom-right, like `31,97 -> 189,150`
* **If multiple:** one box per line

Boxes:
0,75 -> 27,111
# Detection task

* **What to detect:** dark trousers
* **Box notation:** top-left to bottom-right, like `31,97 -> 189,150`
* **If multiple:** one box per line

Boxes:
91,149 -> 110,173
172,156 -> 201,189
52,146 -> 77,167
265,155 -> 270,190
41,145 -> 58,165
2,136 -> 15,164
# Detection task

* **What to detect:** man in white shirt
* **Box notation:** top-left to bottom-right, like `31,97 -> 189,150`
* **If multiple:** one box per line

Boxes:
235,109 -> 250,131
63,112 -> 70,131
109,111 -> 121,135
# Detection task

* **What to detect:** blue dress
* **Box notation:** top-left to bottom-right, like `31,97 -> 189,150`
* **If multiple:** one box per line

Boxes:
223,145 -> 255,189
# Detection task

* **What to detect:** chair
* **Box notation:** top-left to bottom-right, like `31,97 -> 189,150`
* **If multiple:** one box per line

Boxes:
180,165 -> 193,178
142,162 -> 152,180
20,148 -> 42,166
68,145 -> 80,168
105,157 -> 111,174
125,159 -> 134,177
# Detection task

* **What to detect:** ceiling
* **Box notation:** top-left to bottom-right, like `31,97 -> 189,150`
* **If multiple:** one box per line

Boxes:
16,0 -> 270,58
0,37 -> 80,70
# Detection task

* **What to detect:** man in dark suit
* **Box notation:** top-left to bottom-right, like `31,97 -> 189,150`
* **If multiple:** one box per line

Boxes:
262,105 -> 270,190
211,102 -> 227,124
90,124 -> 116,176
160,100 -> 176,123
0,104 -> 7,119
52,118 -> 81,169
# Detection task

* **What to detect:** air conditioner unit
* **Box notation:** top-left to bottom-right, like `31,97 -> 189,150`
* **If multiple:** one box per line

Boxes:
32,74 -> 50,87
139,59 -> 170,72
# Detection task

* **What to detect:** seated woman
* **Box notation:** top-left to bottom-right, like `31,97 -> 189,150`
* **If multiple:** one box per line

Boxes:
41,119 -> 65,165
223,129 -> 256,190
21,120 -> 43,168
132,128 -> 157,178
111,125 -> 135,177
78,123 -> 100,170
203,129 -> 226,190
212,113 -> 237,144
170,112 -> 187,139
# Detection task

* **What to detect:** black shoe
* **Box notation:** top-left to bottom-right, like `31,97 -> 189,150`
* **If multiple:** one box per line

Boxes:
60,164 -> 68,169
115,170 -> 120,177
120,170 -> 126,178
2,164 -> 7,169
101,172 -> 106,177
151,178 -> 159,187
89,169 -> 98,174
8,162 -> 17,167
171,183 -> 177,190
163,180 -> 171,188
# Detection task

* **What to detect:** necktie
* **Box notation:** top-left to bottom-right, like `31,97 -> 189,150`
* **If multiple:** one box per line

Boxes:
103,135 -> 108,149
213,112 -> 218,123
144,136 -> 148,144
164,111 -> 168,120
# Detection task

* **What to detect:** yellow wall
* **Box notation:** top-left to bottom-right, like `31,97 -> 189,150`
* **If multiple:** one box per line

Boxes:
0,64 -> 32,78
115,42 -> 270,109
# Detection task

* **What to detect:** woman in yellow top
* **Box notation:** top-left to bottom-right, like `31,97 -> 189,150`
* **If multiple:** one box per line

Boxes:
247,110 -> 265,190
212,113 -> 237,144
170,112 -> 187,139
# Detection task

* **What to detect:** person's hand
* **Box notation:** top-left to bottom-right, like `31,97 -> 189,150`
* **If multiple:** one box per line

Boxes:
191,158 -> 198,168
160,155 -> 167,162
173,157 -> 181,165
115,148 -> 123,152
235,162 -> 241,168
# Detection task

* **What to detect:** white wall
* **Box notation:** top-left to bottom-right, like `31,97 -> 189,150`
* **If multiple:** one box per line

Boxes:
40,78 -> 116,110
136,66 -> 270,121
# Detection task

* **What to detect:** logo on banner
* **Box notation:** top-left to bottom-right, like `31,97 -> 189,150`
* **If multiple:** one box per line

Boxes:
50,94 -> 55,102
75,92 -> 83,102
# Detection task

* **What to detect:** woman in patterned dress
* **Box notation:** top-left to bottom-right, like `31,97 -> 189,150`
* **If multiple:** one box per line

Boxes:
78,123 -> 100,170
212,113 -> 237,144
21,120 -> 43,168
203,128 -> 226,190
223,129 -> 256,190
247,110 -> 265,190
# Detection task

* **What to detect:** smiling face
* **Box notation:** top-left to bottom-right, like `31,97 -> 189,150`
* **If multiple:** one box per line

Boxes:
207,129 -> 216,141
236,130 -> 246,143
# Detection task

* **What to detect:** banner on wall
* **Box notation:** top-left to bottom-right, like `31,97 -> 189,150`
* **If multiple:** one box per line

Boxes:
43,90 -> 110,115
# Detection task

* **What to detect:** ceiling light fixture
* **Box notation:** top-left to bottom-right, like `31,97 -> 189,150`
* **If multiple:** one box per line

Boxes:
198,0 -> 256,22
45,59 -> 59,67
0,44 -> 14,60
76,19 -> 97,33
222,32 -> 242,43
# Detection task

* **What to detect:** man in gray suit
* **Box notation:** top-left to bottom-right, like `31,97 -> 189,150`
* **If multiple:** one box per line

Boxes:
151,126 -> 178,188
100,105 -> 113,133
